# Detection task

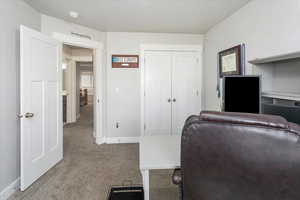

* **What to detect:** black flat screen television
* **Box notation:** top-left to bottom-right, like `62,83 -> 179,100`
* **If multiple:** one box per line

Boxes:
223,76 -> 261,114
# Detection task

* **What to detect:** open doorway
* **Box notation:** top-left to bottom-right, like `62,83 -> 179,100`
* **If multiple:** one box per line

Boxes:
62,44 -> 94,133
53,32 -> 104,145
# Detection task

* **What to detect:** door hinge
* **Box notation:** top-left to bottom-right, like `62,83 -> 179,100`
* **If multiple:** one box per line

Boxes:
144,91 -> 146,97
197,58 -> 199,64
144,124 -> 146,130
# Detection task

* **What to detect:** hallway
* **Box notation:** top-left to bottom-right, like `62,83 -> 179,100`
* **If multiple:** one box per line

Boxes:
9,105 -> 178,200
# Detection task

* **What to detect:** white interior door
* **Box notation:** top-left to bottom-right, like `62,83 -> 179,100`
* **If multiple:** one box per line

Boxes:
171,52 -> 200,135
144,52 -> 172,135
20,26 -> 62,191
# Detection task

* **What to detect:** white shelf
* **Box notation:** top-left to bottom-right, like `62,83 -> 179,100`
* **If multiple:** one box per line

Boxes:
249,51 -> 300,65
262,91 -> 300,101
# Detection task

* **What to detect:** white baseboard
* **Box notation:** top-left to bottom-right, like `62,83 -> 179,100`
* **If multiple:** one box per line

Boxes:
0,178 -> 20,200
96,136 -> 105,145
105,137 -> 140,144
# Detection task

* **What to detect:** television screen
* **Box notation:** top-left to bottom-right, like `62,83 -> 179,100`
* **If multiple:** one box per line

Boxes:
223,76 -> 261,114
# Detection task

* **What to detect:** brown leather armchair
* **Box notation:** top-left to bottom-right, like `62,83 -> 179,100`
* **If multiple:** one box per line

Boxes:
173,111 -> 300,200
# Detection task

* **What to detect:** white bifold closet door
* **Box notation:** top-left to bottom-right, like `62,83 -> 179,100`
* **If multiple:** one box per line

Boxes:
145,52 -> 172,135
144,51 -> 200,136
171,52 -> 200,135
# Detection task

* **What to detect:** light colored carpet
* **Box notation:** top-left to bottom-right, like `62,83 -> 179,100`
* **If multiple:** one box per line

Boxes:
9,105 -> 178,200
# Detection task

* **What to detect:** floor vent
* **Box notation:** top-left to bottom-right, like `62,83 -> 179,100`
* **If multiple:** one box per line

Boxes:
108,186 -> 144,200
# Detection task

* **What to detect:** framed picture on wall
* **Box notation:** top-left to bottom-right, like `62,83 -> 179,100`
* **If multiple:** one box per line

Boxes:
112,55 -> 139,68
218,45 -> 242,77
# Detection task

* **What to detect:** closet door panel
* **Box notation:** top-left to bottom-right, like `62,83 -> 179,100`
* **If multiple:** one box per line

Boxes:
145,52 -> 172,135
172,52 -> 200,135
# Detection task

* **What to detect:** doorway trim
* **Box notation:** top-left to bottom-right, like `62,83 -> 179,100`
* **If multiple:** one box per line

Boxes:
53,32 -> 105,144
140,44 -> 203,136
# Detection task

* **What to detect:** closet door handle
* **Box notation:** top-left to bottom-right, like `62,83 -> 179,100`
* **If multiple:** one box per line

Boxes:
167,98 -> 171,103
173,98 -> 176,102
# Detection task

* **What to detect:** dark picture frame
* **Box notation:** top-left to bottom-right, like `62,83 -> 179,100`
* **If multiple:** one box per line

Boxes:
218,45 -> 242,77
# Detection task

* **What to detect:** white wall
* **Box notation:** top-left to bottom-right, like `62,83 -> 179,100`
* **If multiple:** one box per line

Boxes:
0,0 -> 41,196
71,48 -> 93,62
41,15 -> 106,43
106,32 -> 204,140
272,60 -> 300,93
62,45 -> 77,123
40,16 -> 204,141
204,0 -> 300,111
62,45 -> 72,91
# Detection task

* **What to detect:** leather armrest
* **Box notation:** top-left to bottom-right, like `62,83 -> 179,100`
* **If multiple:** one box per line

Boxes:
172,168 -> 182,185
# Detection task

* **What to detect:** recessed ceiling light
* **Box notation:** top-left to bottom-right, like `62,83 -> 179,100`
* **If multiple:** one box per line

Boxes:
69,11 -> 79,19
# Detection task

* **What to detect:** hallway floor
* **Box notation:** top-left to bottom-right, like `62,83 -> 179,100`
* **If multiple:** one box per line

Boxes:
9,105 -> 178,200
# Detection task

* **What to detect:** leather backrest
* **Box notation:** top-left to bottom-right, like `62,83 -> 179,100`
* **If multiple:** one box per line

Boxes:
181,111 -> 300,200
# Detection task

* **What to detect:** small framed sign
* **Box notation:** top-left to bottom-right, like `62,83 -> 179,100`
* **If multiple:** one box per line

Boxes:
218,45 -> 242,77
112,55 -> 139,68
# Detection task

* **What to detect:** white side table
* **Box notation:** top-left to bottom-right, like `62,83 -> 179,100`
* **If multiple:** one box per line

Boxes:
139,135 -> 181,200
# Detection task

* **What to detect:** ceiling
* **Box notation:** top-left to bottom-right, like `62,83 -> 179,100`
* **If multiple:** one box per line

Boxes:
24,0 -> 251,34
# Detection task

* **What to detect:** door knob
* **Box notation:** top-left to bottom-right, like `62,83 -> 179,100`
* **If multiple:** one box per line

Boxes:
25,113 -> 34,118
173,98 -> 176,102
167,98 -> 171,103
